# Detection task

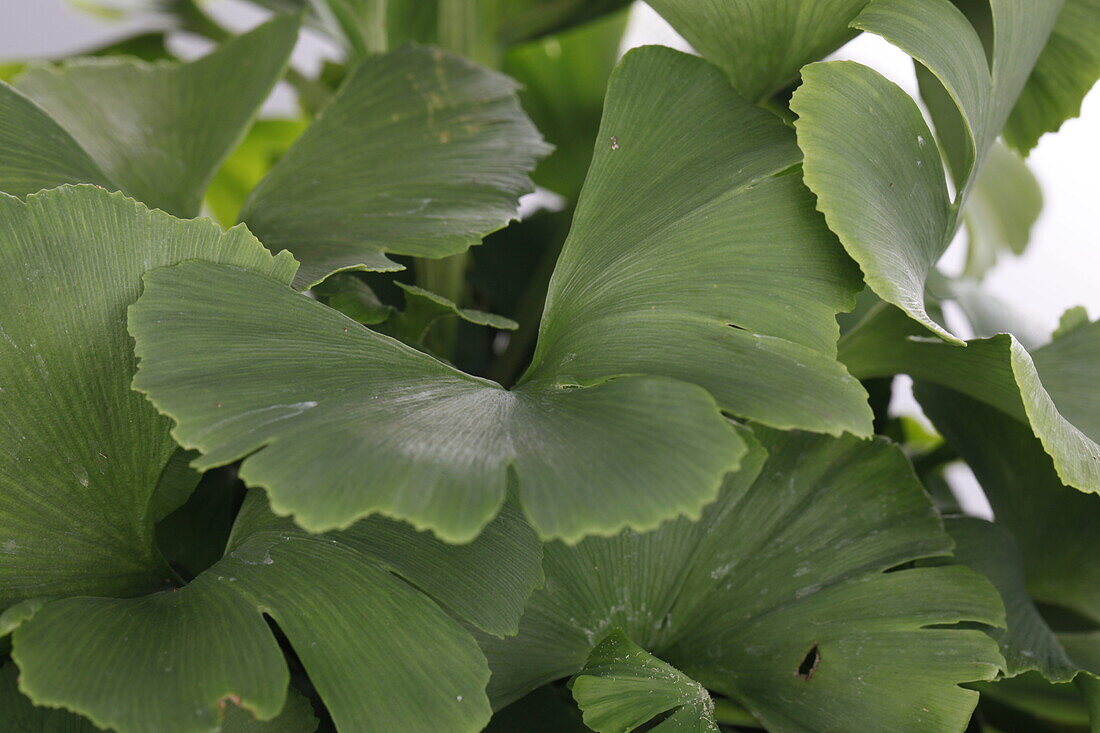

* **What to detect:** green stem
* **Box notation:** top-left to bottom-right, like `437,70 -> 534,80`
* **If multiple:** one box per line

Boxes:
713,698 -> 764,728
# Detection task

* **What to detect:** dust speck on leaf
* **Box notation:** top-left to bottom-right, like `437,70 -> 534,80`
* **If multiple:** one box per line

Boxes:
610,136 -> 620,151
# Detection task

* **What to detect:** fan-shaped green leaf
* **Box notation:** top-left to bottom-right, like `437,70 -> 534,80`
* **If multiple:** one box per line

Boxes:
480,427 -> 1005,732
8,491 -> 534,733
0,185 -> 543,731
648,0 -> 871,101
840,303 -> 1100,494
1003,0 -> 1100,153
129,260 -> 743,542
572,630 -> 719,733
0,186 -> 295,609
10,14 -> 299,217
130,47 -> 871,543
239,44 -> 551,290
792,0 -> 1062,341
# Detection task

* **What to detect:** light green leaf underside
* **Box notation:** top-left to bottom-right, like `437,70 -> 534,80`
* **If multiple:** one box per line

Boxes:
481,427 -> 1004,733
11,492 -> 526,733
840,303 -> 1100,495
792,0 -> 1062,341
962,141 -> 1043,279
131,46 -> 871,543
0,661 -> 319,733
11,15 -> 298,217
239,44 -> 550,290
1002,0 -> 1100,153
915,384 -> 1100,625
646,0 -> 870,102
521,47 -> 871,437
572,630 -> 719,733
130,261 -> 744,543
0,186 -> 295,610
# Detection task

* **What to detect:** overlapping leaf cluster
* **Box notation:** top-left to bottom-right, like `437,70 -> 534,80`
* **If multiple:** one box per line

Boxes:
0,0 -> 1096,731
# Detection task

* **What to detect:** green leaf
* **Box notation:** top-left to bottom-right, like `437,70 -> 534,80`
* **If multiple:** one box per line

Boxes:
0,185 -> 541,731
944,518 -> 1100,730
1003,0 -> 1100,153
130,260 -> 744,542
311,273 -> 395,325
521,47 -> 870,437
503,9 -> 629,199
481,427 -> 1005,732
943,518 -> 1084,681
840,302 -> 1100,495
962,141 -> 1043,278
390,282 -> 518,347
0,661 -> 99,732
914,383 -> 1100,625
0,186 -> 296,610
1054,305 -> 1091,340
130,47 -> 871,543
792,0 -> 1062,341
239,44 -> 550,290
1,658 -> 319,732
646,0 -> 870,102
7,14 -> 298,217
206,118 -> 307,227
572,630 -> 719,733
9,492 -> 528,733
0,81 -> 113,197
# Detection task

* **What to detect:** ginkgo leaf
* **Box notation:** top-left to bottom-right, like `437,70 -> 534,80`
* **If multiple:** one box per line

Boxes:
130,47 -> 871,543
0,185 -> 295,609
7,492 -> 537,733
571,631 -> 719,733
915,383 -> 1100,625
0,661 -> 319,733
646,0 -> 870,102
943,518 -> 1085,682
9,14 -> 299,217
239,44 -> 551,290
0,185 -> 543,732
1002,0 -> 1100,154
840,302 -> 1100,495
0,82 -> 112,197
479,427 -> 1005,732
792,0 -> 1062,341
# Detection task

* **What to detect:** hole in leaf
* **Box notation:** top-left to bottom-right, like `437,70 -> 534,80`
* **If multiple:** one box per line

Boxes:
795,644 -> 820,680
727,323 -> 747,331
